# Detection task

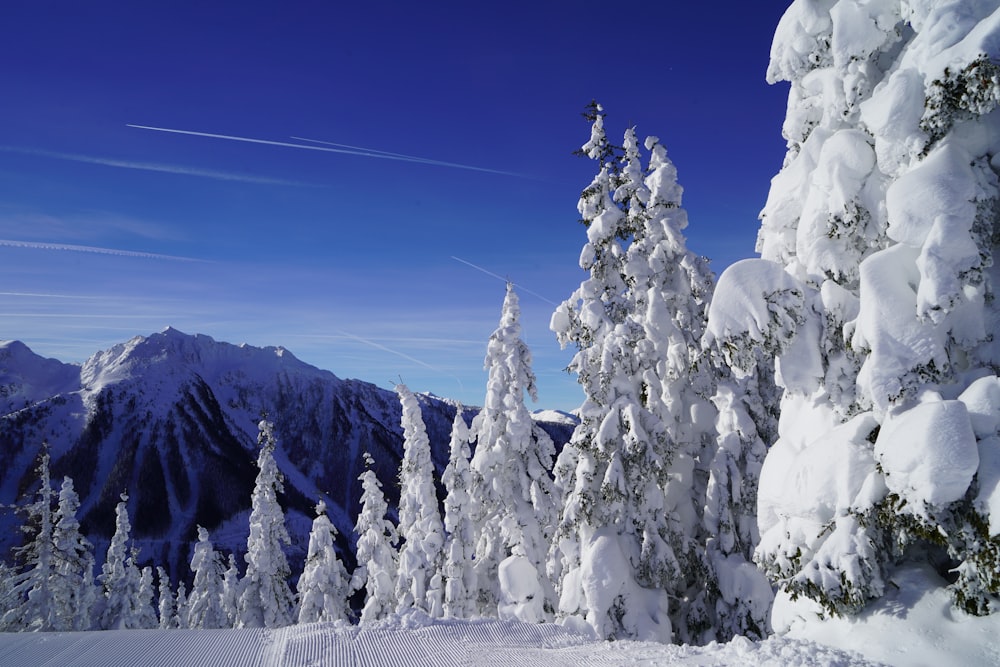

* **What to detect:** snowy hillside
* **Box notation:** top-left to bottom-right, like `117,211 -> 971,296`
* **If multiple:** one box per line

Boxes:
0,328 -> 573,578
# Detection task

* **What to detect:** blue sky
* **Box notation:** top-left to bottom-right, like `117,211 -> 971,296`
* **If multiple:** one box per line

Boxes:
0,1 -> 791,412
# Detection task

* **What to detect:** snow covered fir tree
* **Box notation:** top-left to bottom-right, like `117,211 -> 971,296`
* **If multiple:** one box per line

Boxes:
736,0 -> 1000,620
469,282 -> 557,622
2,3 -> 1000,663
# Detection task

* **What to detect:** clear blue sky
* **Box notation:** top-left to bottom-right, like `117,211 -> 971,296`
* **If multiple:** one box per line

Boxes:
0,1 -> 791,412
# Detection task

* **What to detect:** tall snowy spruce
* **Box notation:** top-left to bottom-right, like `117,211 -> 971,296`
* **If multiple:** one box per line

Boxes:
441,406 -> 477,618
236,419 -> 296,628
352,452 -> 398,623
187,526 -> 228,629
469,283 -> 557,622
51,476 -> 96,631
156,567 -> 176,629
297,500 -> 351,624
548,105 -> 720,642
98,492 -> 145,630
393,383 -> 446,616
0,448 -> 57,631
729,0 -> 1000,619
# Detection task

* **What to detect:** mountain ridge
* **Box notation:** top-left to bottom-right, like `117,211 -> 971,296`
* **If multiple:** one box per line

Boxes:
0,327 -> 575,581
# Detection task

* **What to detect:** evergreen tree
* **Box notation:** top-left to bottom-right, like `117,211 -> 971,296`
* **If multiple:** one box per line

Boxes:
1,447 -> 57,631
700,378 -> 772,641
51,476 -> 96,631
297,500 -> 351,624
393,384 -> 445,616
236,419 -> 296,628
469,283 -> 557,620
174,581 -> 189,630
99,493 -> 144,630
441,406 -> 477,618
548,110 -> 717,642
221,554 -> 240,628
746,0 -> 1000,618
187,526 -> 229,629
136,565 -> 158,629
157,567 -> 176,629
352,452 -> 398,623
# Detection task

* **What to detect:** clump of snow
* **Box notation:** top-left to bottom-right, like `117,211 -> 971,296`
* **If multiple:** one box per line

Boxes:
758,413 -> 885,546
958,374 -> 1000,437
851,243 -> 948,413
572,527 -> 672,644
875,399 -> 979,509
885,142 -> 980,247
705,259 -> 822,389
497,555 -> 545,624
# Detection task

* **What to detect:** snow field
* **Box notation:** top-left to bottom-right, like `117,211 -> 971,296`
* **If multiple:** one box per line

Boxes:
0,614 -> 889,667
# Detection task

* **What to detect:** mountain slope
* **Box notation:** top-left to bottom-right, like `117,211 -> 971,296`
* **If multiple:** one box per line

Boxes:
0,328 -> 574,580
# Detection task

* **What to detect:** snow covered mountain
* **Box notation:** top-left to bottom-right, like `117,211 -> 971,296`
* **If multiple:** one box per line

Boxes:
0,328 -> 574,580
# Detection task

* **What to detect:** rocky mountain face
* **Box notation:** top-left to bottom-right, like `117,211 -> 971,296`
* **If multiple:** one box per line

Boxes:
0,328 -> 574,580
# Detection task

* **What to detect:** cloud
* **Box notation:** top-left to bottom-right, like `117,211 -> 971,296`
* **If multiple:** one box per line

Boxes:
0,145 -> 315,186
127,124 -> 524,177
0,239 -> 201,261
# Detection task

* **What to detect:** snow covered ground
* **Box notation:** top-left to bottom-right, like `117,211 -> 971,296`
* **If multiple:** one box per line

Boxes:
0,613 -> 885,666
779,564 -> 1000,667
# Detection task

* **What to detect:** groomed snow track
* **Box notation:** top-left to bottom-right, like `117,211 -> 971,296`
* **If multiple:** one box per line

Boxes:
0,614 -> 887,666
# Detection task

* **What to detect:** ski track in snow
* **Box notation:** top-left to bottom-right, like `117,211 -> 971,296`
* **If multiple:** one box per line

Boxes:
0,615 -> 887,667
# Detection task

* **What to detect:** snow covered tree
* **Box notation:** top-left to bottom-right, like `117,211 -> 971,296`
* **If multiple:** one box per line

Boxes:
236,419 -> 296,628
98,492 -> 145,630
548,108 -> 718,643
747,0 -> 1000,618
157,567 -> 176,629
221,554 -> 240,628
441,406 -> 477,618
393,384 -> 445,617
51,476 -> 96,631
352,452 -> 398,623
136,566 -> 158,629
700,378 -> 773,641
1,447 -> 57,631
469,283 -> 557,621
297,500 -> 351,624
173,581 -> 189,630
187,526 -> 229,629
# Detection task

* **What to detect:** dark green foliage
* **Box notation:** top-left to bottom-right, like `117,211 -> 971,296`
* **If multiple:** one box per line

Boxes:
921,54 -> 1000,151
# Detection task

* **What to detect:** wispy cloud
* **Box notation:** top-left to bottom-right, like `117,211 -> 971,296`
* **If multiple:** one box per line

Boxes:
0,145 -> 315,186
127,124 -> 523,177
0,239 -> 201,261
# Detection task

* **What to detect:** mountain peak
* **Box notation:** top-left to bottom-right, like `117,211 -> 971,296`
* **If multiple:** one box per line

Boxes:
79,328 -> 333,395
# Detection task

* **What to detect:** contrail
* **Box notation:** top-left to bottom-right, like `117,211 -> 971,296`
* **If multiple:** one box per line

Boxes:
0,146 -> 313,186
290,135 -> 518,175
127,124 -> 522,177
450,256 -> 558,306
0,239 -> 201,262
337,329 -> 465,393
0,291 -> 108,300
